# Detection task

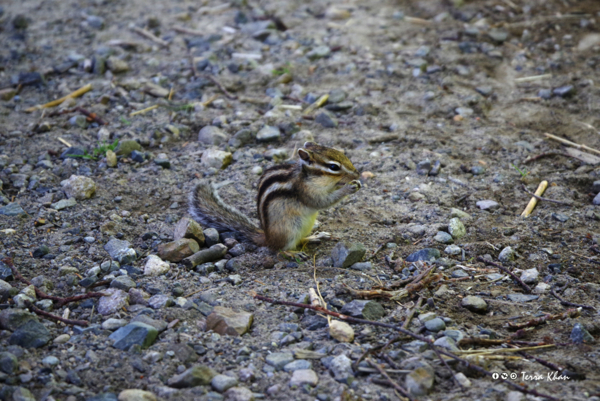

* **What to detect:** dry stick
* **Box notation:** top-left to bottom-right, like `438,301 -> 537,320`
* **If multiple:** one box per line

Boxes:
521,180 -> 548,217
521,184 -> 573,206
25,84 -> 92,112
173,25 -> 205,36
523,152 -> 572,164
402,296 -> 423,329
74,107 -> 108,125
253,294 -> 559,401
5,258 -> 104,308
366,358 -> 414,401
506,308 -> 580,330
476,257 -> 531,293
24,300 -> 89,327
550,289 -> 595,310
544,132 -> 600,156
131,26 -> 169,47
201,74 -> 237,100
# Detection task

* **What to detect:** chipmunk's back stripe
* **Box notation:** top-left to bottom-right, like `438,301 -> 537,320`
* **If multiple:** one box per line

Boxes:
260,189 -> 297,231
257,167 -> 294,204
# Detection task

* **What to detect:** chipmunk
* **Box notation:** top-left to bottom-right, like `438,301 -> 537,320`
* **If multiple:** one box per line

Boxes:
190,142 -> 361,251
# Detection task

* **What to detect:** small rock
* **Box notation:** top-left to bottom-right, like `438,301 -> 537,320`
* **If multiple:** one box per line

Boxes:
154,153 -> 170,168
266,352 -> 294,369
198,126 -> 228,145
174,217 -> 205,244
593,193 -> 600,206
329,354 -> 353,383
331,242 -> 366,268
307,46 -> 331,60
444,245 -> 461,255
203,228 -> 220,246
0,352 -> 18,374
340,300 -> 385,320
102,318 -> 128,330
284,360 -> 311,372
144,255 -> 170,276
256,125 -> 280,142
206,306 -> 253,336
117,389 -> 157,401
0,202 -> 25,216
109,322 -> 158,350
130,150 -> 145,163
570,323 -> 594,344
315,111 -> 338,128
11,388 -> 35,401
211,374 -> 238,393
61,175 -> 96,200
406,248 -> 440,262
290,369 -> 319,387
98,288 -> 129,315
158,239 -> 199,262
202,149 -> 233,169
450,208 -> 471,220
507,294 -> 539,302
104,239 -> 136,264
448,218 -> 466,239
183,244 -> 228,269
349,262 -> 372,271
224,387 -> 254,401
461,296 -> 487,313
54,334 -> 71,344
329,320 -> 354,342
454,372 -> 471,387
498,246 -> 515,262
433,336 -> 459,352
110,276 -> 137,291
168,365 -> 217,388
520,268 -> 539,284
9,320 -> 51,348
106,56 -> 130,73
406,367 -> 434,396
553,85 -> 575,98
116,140 -> 142,156
538,89 -> 552,99
424,317 -> 446,332
533,282 -> 550,294
476,200 -> 499,211
434,231 -> 453,244
416,160 -> 431,175
451,269 -> 469,278
147,294 -> 174,309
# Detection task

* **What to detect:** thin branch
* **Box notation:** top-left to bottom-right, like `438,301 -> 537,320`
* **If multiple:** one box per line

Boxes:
506,308 -> 581,330
24,300 -> 89,326
200,74 -> 238,100
366,358 -> 414,400
402,296 -> 423,329
476,257 -> 531,293
550,289 -> 595,310
521,185 -> 573,206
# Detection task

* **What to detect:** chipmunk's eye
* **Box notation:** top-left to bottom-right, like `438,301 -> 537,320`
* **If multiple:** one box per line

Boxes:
327,163 -> 341,171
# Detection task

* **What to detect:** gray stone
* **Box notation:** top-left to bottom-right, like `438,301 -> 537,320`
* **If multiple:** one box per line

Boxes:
444,245 -> 461,255
9,320 -> 51,348
406,248 -> 440,262
434,231 -> 453,244
340,300 -> 385,320
406,367 -> 434,396
424,317 -> 446,332
148,294 -> 174,309
61,175 -> 96,200
144,255 -> 170,276
101,318 -> 128,330
442,329 -> 465,343
104,239 -> 137,264
98,288 -> 129,315
283,359 -> 312,372
476,200 -> 499,211
433,336 -> 459,352
110,275 -> 137,291
256,125 -> 280,142
11,387 -> 35,401
451,269 -> 469,278
211,374 -> 238,393
552,213 -> 569,222
570,323 -> 594,344
198,126 -> 228,145
116,140 -> 142,156
51,198 -> 77,210
0,202 -> 24,216
158,238 -> 200,262
154,153 -> 170,168
131,315 -> 168,332
266,352 -> 294,369
109,322 -> 158,350
315,111 -> 338,128
553,85 -> 575,97
448,218 -> 466,239
168,365 -> 218,388
349,262 -> 372,271
307,46 -> 331,60
498,246 -> 515,262
206,306 -> 253,336
204,228 -> 220,246
331,242 -> 366,268
117,390 -> 156,401
290,369 -> 319,387
507,294 -> 539,302
461,296 -> 487,313
520,268 -> 539,284
593,192 -> 600,206
0,308 -> 38,330
201,149 -> 232,169
488,28 -> 508,42
450,208 -> 471,220
224,387 -> 254,401
174,218 -> 205,244
329,354 -> 353,383
0,352 -> 18,374
42,355 -> 60,367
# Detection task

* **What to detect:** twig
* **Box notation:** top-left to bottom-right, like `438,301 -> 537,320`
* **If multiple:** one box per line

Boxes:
74,107 -> 108,125
544,132 -> 600,156
200,74 -> 237,100
402,296 -> 423,329
131,26 -> 169,47
130,104 -> 158,117
514,74 -> 552,83
521,184 -> 573,206
173,25 -> 205,36
550,289 -> 595,310
523,152 -> 571,164
253,293 -> 560,401
366,358 -> 414,400
506,308 -> 581,330
25,84 -> 92,112
24,300 -> 89,326
521,180 -> 548,217
476,257 -> 531,293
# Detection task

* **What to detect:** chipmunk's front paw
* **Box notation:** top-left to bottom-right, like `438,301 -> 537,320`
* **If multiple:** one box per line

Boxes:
346,180 -> 362,194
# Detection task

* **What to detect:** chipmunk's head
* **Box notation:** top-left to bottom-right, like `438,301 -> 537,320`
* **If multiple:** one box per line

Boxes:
298,142 -> 359,184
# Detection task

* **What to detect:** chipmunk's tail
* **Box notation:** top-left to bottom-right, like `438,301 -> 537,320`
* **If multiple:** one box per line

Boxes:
189,182 -> 266,246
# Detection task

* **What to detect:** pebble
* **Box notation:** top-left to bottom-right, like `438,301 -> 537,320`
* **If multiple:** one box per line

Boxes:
11,388 -> 35,401
570,323 -> 594,344
283,359 -> 311,372
104,239 -> 137,264
158,239 -> 199,262
144,255 -> 170,276
42,355 -> 60,367
98,288 -> 129,315
109,322 -> 158,350
405,367 -> 434,396
328,320 -> 354,342
315,111 -> 338,128
593,193 -> 600,206
131,150 -> 145,163
340,300 -> 385,320
476,200 -> 499,211
424,317 -> 446,332
444,245 -> 461,255
148,294 -> 174,309
0,352 -> 18,373
331,242 -> 366,268
61,175 -> 96,199
307,46 -> 331,60
290,369 -> 319,387
538,89 -> 552,99
206,306 -> 254,336
224,387 -> 254,401
116,140 -> 142,156
553,85 -> 575,97
251,166 -> 263,175
434,231 -> 453,244
448,218 -> 466,239
552,213 -> 569,222
461,296 -> 487,313
54,334 -> 71,344
117,389 -> 157,401
520,268 -> 539,284
202,149 -> 233,169
450,208 -> 471,220
102,318 -> 128,330
454,372 -> 471,387
9,320 -> 51,348
416,160 -> 431,175
110,276 -> 137,291
498,246 -> 515,262
451,269 -> 469,278
256,125 -> 281,142
69,115 -> 88,128
0,202 -> 25,216
106,56 -> 130,73
204,228 -> 220,246
507,294 -> 539,302
211,374 -> 238,393
406,248 -> 440,262
198,126 -> 228,145
433,336 -> 459,352
266,352 -> 294,369
349,262 -> 372,271
329,354 -> 353,383
488,28 -> 508,42
154,154 -> 170,168
533,282 -> 550,294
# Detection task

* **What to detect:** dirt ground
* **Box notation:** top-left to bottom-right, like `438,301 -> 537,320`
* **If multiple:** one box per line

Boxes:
1,0 -> 600,400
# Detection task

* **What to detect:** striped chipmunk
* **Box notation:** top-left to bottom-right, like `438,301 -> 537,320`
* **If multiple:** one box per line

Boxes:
190,142 -> 362,251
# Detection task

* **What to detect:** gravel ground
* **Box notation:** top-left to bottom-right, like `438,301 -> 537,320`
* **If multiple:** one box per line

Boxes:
1,0 -> 600,400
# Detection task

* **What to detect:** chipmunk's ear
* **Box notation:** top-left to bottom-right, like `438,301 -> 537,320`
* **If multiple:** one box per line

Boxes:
298,147 -> 312,161
303,141 -> 316,148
